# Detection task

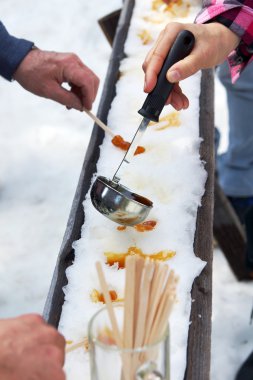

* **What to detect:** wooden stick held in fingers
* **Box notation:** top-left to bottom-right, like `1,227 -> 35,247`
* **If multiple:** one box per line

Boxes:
83,108 -> 115,137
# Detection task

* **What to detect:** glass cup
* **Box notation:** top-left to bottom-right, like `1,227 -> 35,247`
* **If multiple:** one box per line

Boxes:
88,305 -> 170,380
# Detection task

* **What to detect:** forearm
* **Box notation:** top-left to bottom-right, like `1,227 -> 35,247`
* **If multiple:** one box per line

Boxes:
196,1 -> 253,81
0,21 -> 34,81
143,0 -> 252,109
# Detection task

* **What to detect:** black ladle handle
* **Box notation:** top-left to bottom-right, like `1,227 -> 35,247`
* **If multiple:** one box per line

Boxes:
138,30 -> 195,122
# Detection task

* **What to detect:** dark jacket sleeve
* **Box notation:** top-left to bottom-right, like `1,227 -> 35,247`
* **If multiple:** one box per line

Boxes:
0,21 -> 34,81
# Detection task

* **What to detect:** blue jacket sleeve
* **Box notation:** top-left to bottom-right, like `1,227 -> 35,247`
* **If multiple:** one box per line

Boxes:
0,21 -> 34,81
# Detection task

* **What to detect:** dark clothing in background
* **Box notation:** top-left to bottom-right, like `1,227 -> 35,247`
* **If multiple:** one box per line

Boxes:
0,21 -> 33,81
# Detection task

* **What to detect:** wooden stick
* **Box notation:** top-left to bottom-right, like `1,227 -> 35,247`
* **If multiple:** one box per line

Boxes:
156,293 -> 176,342
96,262 -> 132,380
122,255 -> 137,380
134,259 -> 154,349
138,263 -> 169,364
65,339 -> 88,353
123,255 -> 136,349
148,292 -> 169,345
143,263 -> 168,345
129,258 -> 154,377
147,270 -> 177,345
95,262 -> 122,348
83,108 -> 115,137
133,255 -> 145,339
156,273 -> 178,338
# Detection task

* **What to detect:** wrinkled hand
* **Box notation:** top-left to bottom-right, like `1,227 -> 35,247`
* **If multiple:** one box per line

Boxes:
0,314 -> 66,380
13,49 -> 99,110
143,22 -> 240,110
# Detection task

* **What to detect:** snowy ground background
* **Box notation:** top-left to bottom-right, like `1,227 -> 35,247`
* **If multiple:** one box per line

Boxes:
0,1 -> 252,379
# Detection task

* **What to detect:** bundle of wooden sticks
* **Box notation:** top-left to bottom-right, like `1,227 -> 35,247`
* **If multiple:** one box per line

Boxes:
96,255 -> 178,379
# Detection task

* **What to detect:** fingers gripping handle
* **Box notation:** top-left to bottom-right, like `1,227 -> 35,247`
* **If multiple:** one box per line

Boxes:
138,30 -> 195,122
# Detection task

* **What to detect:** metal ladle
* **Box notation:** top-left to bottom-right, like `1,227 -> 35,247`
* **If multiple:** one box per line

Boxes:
91,30 -> 195,226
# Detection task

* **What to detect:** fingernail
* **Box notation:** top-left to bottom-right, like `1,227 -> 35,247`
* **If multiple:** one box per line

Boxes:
167,70 -> 180,82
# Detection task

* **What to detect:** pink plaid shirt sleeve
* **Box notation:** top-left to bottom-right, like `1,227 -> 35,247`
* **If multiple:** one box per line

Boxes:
196,0 -> 253,82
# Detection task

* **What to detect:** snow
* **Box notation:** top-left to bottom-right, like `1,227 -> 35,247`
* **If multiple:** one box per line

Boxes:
59,1 -> 208,378
0,1 -> 252,380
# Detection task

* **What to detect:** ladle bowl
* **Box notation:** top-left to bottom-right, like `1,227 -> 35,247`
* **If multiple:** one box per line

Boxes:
90,176 -> 153,226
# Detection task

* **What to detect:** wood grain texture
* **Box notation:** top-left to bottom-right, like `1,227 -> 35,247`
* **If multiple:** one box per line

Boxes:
184,69 -> 214,380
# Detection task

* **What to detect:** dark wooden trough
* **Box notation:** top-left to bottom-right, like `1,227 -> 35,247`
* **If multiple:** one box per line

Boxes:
43,1 -> 214,379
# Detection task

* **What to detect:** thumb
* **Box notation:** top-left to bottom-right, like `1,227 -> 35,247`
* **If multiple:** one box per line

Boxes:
166,53 -> 201,83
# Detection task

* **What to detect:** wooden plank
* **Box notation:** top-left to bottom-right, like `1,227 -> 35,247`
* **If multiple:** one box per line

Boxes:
184,68 -> 214,380
98,9 -> 121,46
213,179 -> 252,281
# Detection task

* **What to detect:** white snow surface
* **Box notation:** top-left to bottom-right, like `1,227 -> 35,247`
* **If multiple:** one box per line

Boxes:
0,1 -> 252,380
59,1 -> 207,379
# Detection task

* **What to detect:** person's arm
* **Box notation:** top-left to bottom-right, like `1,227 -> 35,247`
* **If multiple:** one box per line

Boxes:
0,314 -> 65,380
143,1 -> 253,110
0,21 -> 34,81
143,21 -> 239,110
13,48 -> 100,110
196,0 -> 253,82
0,21 -> 99,110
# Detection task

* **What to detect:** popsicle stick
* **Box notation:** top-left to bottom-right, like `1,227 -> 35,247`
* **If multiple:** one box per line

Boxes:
132,259 -> 157,375
123,255 -> 137,380
133,256 -> 145,338
134,259 -> 154,348
143,263 -> 168,345
123,255 -> 136,349
157,272 -> 178,338
138,263 -> 168,364
148,271 -> 177,344
156,293 -> 176,342
95,262 -> 122,348
83,108 -> 115,137
148,293 -> 169,346
65,339 -> 88,353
